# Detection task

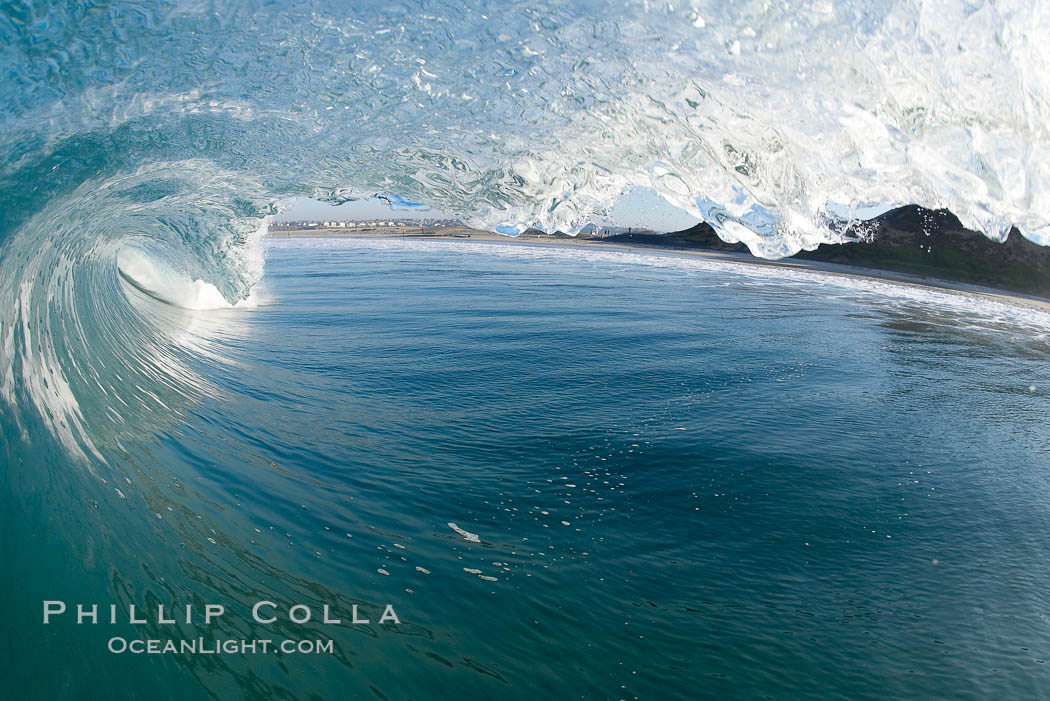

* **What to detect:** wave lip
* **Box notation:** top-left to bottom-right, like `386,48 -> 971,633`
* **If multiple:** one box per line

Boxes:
3,1 -> 1048,256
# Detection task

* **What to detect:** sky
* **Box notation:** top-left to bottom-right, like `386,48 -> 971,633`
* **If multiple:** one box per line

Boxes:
606,188 -> 700,231
274,187 -> 701,232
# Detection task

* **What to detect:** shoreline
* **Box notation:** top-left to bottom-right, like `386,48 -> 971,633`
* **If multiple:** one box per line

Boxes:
266,228 -> 1050,313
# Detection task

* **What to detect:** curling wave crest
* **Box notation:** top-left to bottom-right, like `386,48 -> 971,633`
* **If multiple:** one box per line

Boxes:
2,0 -> 1049,258
1,0 -> 1048,458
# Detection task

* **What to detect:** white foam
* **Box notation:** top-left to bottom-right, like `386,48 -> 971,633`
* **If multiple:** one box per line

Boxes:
117,247 -> 258,311
448,522 -> 481,543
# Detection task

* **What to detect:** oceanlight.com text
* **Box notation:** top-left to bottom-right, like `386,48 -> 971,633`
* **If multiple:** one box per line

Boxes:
107,637 -> 335,655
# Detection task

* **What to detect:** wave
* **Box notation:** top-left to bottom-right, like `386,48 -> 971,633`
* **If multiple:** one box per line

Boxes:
117,242 -> 262,310
0,161 -> 259,463
1,0 -> 1048,460
4,0 -> 1049,249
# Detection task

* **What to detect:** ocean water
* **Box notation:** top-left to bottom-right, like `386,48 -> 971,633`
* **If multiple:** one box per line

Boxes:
6,237 -> 1050,699
5,1 -> 1050,698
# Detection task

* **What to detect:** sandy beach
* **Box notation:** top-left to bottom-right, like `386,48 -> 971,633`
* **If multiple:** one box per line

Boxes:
268,226 -> 1050,313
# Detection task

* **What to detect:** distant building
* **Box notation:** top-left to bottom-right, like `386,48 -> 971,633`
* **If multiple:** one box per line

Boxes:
273,217 -> 466,230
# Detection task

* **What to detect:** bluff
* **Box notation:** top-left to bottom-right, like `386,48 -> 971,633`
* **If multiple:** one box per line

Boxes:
792,206 -> 1050,298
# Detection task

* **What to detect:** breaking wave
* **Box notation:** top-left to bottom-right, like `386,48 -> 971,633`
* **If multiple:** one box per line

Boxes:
1,0 -> 1048,457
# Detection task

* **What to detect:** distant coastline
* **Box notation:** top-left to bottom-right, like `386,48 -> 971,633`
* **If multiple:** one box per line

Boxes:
266,218 -> 1050,313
